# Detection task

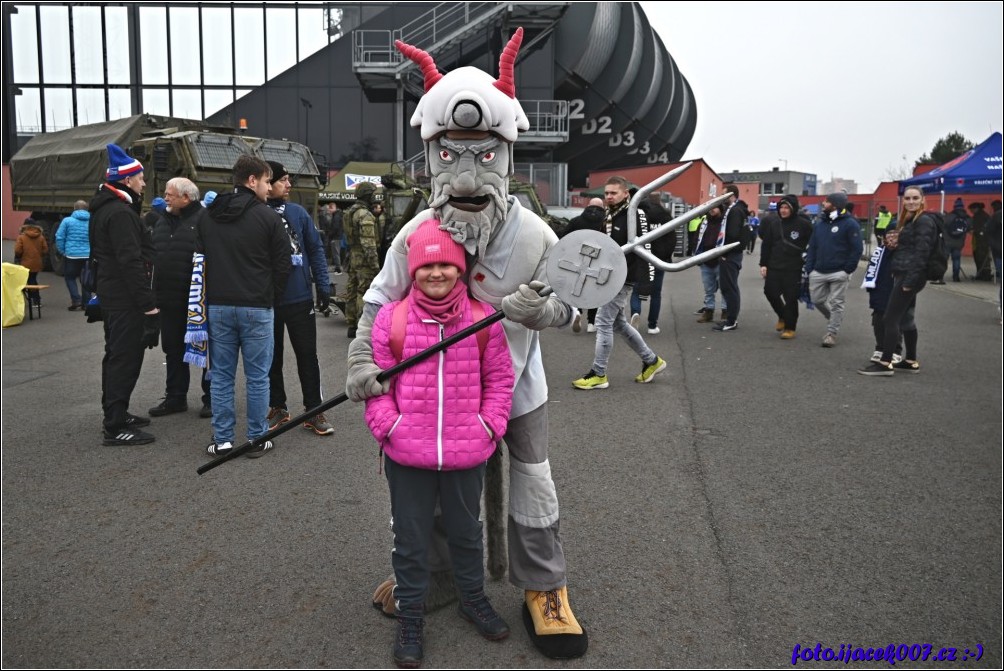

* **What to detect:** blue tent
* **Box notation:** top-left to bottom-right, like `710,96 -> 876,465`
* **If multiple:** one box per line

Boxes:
898,132 -> 1003,195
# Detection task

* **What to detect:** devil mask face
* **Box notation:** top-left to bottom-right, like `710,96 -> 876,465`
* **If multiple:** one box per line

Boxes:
396,29 -> 528,258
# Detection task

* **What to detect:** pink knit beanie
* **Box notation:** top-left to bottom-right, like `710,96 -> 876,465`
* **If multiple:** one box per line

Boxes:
406,219 -> 467,278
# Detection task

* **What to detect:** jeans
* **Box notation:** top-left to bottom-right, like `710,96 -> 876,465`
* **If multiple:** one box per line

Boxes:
63,257 -> 85,305
269,300 -> 323,410
591,284 -> 657,376
208,305 -> 274,444
26,272 -> 39,304
808,270 -> 850,335
630,269 -> 664,328
699,264 -> 727,311
950,248 -> 962,279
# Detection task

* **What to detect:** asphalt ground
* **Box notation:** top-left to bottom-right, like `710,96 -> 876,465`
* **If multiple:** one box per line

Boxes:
2,241 -> 1001,669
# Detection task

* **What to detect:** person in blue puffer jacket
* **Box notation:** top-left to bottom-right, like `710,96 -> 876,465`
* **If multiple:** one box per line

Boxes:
55,200 -> 91,310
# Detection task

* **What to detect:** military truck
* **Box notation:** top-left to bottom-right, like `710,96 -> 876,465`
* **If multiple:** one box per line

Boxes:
509,177 -> 570,237
9,114 -> 322,273
320,160 -> 429,243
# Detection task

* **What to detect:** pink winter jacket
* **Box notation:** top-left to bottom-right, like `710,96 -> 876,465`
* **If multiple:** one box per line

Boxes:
365,293 -> 514,471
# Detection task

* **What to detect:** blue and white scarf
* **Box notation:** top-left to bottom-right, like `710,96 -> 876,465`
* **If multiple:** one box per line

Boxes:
183,252 -> 209,370
861,246 -> 884,290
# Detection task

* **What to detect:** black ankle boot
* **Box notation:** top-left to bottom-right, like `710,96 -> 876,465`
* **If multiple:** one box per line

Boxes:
393,606 -> 425,668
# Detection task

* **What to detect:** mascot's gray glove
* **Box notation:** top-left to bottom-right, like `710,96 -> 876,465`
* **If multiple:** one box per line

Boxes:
501,280 -> 570,331
345,303 -> 391,402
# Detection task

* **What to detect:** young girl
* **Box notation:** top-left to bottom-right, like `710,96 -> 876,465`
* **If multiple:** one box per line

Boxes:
365,219 -> 515,668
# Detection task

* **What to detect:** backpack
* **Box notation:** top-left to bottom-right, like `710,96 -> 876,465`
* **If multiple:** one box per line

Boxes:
926,213 -> 949,281
389,297 -> 488,362
947,214 -> 968,238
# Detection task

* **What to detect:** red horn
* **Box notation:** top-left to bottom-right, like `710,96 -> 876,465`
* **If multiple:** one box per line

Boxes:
493,27 -> 523,99
395,40 -> 443,92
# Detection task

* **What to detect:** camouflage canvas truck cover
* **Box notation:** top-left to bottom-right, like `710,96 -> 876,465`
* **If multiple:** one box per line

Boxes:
9,114 -> 321,272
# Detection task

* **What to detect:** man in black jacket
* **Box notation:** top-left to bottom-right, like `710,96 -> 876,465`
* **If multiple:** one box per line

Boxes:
196,155 -> 291,457
711,185 -> 748,332
148,177 -> 212,418
90,143 -> 160,446
571,176 -> 666,390
758,194 -> 813,338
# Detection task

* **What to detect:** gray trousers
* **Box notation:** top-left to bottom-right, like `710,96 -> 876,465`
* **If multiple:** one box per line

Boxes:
424,404 -> 568,592
808,270 -> 850,335
591,284 -> 657,377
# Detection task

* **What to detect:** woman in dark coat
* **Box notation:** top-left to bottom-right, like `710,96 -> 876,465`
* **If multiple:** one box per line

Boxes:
858,185 -> 936,376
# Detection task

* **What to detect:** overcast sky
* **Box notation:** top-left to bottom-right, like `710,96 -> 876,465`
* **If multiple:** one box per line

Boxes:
641,1 -> 1004,192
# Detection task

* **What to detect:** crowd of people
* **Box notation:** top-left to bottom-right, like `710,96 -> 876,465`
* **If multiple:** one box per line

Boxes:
559,181 -> 1002,383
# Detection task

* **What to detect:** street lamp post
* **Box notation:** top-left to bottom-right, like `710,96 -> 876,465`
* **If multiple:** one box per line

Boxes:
301,97 -> 313,148
778,158 -> 788,171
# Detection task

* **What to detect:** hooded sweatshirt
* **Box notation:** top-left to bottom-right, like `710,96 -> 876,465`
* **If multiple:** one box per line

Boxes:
195,186 -> 291,308
759,195 -> 813,272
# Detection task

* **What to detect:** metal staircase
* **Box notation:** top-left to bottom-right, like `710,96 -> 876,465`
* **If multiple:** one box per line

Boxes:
351,2 -> 570,144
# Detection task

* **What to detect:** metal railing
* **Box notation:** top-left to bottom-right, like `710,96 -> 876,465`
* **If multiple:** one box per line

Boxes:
352,2 -> 507,68
522,99 -> 568,138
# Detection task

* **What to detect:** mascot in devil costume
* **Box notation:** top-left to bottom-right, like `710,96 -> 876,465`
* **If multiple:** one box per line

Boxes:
345,28 -> 588,661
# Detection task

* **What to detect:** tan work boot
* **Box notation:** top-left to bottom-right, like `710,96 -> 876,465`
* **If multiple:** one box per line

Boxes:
524,586 -> 583,636
696,308 -> 714,323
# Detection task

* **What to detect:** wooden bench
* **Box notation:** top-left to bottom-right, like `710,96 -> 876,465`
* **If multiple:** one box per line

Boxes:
22,284 -> 49,321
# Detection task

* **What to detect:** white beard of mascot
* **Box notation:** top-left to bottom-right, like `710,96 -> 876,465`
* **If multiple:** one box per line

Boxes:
345,28 -> 588,660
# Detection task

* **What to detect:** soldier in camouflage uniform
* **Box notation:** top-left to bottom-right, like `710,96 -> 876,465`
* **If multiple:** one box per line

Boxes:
343,181 -> 381,338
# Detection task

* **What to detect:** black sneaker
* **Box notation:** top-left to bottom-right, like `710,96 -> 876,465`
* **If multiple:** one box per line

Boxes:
124,413 -> 151,428
103,428 -> 155,446
148,399 -> 188,417
712,321 -> 738,331
858,362 -> 894,377
245,440 -> 274,459
206,441 -> 234,456
199,403 -> 213,418
458,593 -> 510,641
393,608 -> 425,668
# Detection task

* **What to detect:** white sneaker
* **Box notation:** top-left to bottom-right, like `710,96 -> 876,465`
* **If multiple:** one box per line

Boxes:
630,313 -> 641,328
872,351 -> 904,363
586,323 -> 596,333
647,326 -> 660,335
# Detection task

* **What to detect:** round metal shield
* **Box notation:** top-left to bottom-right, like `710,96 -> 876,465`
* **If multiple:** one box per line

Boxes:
545,230 -> 628,309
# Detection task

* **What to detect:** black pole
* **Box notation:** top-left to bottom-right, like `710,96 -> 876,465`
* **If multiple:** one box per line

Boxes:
197,306 -> 510,475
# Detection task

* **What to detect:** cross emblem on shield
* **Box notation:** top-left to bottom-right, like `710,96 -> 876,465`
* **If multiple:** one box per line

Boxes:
546,230 -> 628,309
